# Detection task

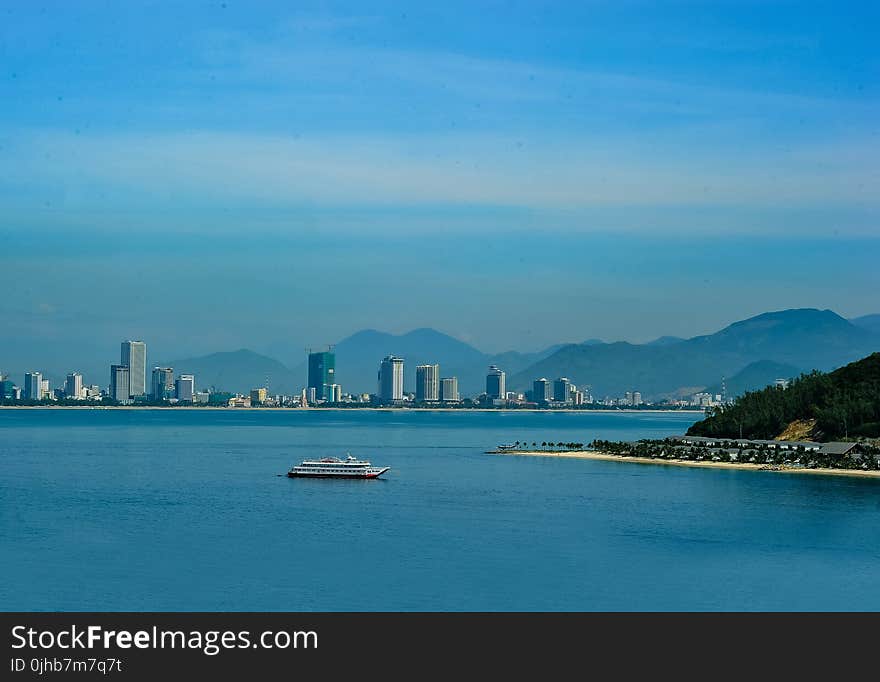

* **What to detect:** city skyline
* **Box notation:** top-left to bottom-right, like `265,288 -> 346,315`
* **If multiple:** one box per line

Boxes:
3,305 -> 879,399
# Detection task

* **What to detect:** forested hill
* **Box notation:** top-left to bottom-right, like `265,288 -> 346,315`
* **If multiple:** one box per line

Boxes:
687,352 -> 880,441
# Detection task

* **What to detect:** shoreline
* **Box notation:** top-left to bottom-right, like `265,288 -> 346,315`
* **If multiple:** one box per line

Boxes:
0,405 -> 704,414
487,449 -> 880,479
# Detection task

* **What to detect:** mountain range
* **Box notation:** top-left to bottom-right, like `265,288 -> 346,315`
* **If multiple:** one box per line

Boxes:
158,308 -> 880,399
160,349 -> 302,395
851,314 -> 880,336
509,308 -> 880,399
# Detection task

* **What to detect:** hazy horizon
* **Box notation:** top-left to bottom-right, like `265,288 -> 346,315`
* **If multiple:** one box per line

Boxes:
3,2 -> 878,375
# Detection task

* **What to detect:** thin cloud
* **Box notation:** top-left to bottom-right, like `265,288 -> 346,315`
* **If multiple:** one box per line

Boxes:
4,128 -> 878,213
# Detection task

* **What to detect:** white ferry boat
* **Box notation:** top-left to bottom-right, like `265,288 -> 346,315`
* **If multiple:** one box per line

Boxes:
287,454 -> 390,479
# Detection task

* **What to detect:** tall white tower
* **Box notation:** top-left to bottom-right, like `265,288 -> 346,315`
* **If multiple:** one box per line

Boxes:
121,340 -> 147,397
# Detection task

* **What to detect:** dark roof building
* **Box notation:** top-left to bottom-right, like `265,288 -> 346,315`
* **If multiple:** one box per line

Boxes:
818,442 -> 860,456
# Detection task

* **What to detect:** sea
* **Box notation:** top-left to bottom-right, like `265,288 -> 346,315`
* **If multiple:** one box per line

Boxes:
2,408 -> 879,611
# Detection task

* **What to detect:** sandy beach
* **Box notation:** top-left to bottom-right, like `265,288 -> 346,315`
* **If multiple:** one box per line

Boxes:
487,449 -> 880,479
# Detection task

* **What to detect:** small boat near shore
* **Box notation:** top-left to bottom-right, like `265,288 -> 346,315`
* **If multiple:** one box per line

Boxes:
287,454 -> 390,479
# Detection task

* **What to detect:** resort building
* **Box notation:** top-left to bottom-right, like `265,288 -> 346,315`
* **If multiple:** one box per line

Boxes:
440,377 -> 460,403
109,364 -> 131,403
65,372 -> 83,399
378,356 -> 404,402
415,364 -> 440,402
151,367 -> 174,400
175,374 -> 195,402
24,372 -> 42,400
553,377 -> 572,403
532,378 -> 551,404
486,365 -> 506,400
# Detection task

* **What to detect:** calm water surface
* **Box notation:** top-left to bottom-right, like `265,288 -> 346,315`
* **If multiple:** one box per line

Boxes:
2,409 -> 879,611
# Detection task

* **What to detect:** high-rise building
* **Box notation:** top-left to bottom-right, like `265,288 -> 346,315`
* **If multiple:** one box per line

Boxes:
632,391 -> 642,406
175,374 -> 195,402
121,340 -> 147,397
24,372 -> 43,400
486,365 -> 506,399
378,356 -> 404,402
440,377 -> 459,403
151,367 -> 174,400
250,387 -> 268,404
326,384 -> 342,403
40,379 -> 50,400
415,364 -> 440,402
65,372 -> 83,399
532,378 -> 551,404
624,391 -> 633,406
553,377 -> 572,403
308,350 -> 335,403
110,365 -> 130,403
0,378 -> 16,400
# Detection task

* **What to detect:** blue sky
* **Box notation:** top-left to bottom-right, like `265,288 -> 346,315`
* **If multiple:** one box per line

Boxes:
1,1 -> 878,376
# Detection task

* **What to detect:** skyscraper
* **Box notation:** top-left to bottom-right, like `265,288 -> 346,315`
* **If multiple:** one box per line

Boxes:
553,377 -> 571,403
415,364 -> 440,402
24,372 -> 42,400
121,340 -> 147,397
0,377 -> 16,400
110,365 -> 130,403
151,367 -> 174,399
378,356 -> 404,402
308,350 -> 336,402
486,365 -> 506,399
65,372 -> 83,399
175,374 -> 195,402
532,378 -> 551,404
440,377 -> 459,403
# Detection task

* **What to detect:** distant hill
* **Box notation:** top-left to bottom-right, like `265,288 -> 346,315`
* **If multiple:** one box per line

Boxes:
163,349 -> 300,394
704,360 -> 803,398
510,309 -> 880,400
851,314 -> 880,335
687,352 -> 880,441
290,328 -> 565,395
645,336 -> 686,346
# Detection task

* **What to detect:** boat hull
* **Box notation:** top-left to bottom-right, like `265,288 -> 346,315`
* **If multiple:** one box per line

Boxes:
288,467 -> 390,479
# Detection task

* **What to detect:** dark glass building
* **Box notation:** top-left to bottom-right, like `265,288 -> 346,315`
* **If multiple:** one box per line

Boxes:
553,377 -> 571,402
308,351 -> 336,400
486,365 -> 506,399
532,378 -> 551,404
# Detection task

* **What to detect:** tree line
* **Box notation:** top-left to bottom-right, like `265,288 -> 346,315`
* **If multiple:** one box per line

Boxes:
687,352 -> 880,440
